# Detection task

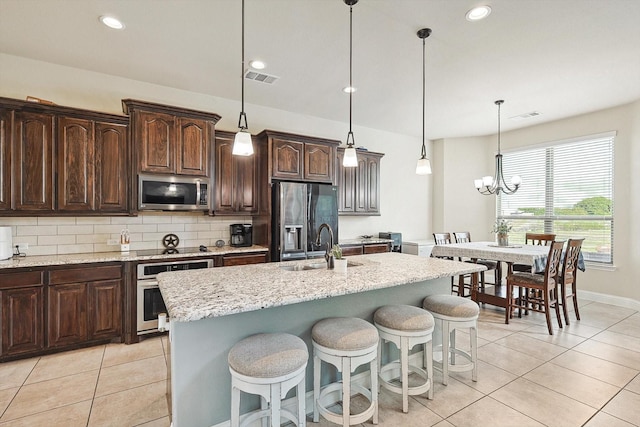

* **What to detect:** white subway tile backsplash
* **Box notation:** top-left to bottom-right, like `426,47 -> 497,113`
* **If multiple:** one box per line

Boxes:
58,225 -> 94,235
39,235 -> 75,246
37,217 -> 76,225
4,214 -> 251,256
58,244 -> 94,255
17,225 -> 57,236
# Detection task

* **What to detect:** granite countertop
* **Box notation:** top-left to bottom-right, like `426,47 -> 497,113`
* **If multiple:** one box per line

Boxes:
0,245 -> 268,269
340,238 -> 394,245
157,252 -> 486,323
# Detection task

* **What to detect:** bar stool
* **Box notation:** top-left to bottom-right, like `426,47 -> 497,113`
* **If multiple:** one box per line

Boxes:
374,304 -> 434,413
312,317 -> 379,426
228,333 -> 308,427
422,295 -> 479,385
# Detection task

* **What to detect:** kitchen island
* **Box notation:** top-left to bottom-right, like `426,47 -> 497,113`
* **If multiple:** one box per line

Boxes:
158,252 -> 485,426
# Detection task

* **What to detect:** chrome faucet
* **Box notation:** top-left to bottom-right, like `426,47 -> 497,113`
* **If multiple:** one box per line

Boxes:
315,223 -> 335,269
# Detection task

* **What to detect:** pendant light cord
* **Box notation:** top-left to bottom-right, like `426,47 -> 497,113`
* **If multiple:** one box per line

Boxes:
238,0 -> 248,131
347,2 -> 355,147
421,34 -> 426,159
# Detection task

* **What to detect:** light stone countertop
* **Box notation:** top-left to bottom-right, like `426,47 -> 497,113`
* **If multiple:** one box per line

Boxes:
157,252 -> 486,323
340,238 -> 394,245
0,245 -> 268,269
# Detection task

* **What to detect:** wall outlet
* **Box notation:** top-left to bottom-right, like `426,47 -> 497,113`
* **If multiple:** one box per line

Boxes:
16,243 -> 28,253
107,239 -> 119,246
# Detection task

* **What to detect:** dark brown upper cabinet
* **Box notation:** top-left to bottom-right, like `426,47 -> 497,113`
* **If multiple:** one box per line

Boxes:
336,148 -> 383,215
213,130 -> 257,215
0,97 -> 129,216
257,130 -> 339,184
122,99 -> 220,178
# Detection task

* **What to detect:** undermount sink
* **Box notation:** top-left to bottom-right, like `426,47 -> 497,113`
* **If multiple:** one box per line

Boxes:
279,261 -> 362,271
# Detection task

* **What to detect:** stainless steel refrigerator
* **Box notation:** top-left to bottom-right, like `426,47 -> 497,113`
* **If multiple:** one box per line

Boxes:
272,181 -> 339,261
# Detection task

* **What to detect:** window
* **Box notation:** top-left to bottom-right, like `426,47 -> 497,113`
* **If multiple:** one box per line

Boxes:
498,132 -> 615,264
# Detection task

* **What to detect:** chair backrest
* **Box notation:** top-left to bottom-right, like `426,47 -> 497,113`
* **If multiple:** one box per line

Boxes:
543,240 -> 565,287
561,238 -> 584,285
433,233 -> 452,245
526,233 -> 556,246
453,232 -> 471,243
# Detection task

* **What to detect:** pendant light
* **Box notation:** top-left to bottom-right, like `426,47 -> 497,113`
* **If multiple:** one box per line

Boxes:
342,0 -> 358,168
416,28 -> 432,175
474,100 -> 522,194
232,0 -> 254,156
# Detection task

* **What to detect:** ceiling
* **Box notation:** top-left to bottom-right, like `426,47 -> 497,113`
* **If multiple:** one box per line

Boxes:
1,0 -> 639,139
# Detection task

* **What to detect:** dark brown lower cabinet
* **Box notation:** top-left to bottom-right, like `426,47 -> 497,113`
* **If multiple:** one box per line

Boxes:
221,252 -> 269,267
1,264 -> 123,361
363,243 -> 391,254
1,284 -> 45,357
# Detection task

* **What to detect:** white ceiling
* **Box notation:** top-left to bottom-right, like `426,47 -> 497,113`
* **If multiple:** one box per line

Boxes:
1,0 -> 639,139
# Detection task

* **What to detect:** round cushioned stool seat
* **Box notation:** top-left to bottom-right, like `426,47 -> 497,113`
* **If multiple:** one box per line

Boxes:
374,305 -> 435,413
423,294 -> 479,319
374,304 -> 435,331
312,317 -> 378,351
422,295 -> 479,386
228,333 -> 308,378
312,317 -> 379,426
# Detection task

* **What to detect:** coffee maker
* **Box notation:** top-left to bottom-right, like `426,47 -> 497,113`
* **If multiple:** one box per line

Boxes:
230,224 -> 252,247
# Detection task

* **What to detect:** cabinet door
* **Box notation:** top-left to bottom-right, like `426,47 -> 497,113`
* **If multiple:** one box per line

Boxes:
366,156 -> 381,213
214,135 -> 235,213
88,279 -> 122,340
177,117 -> 209,176
336,150 -> 355,213
13,111 -> 54,211
355,156 -> 368,212
96,122 -> 128,212
136,111 -> 175,173
57,117 -> 95,211
304,143 -> 333,182
48,283 -> 87,347
272,138 -> 303,180
1,286 -> 44,357
0,109 -> 10,211
235,154 -> 256,213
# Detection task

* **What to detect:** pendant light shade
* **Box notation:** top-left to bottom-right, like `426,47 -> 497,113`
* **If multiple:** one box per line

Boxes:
233,0 -> 254,156
474,100 -> 521,194
416,28 -> 432,175
342,0 -> 358,168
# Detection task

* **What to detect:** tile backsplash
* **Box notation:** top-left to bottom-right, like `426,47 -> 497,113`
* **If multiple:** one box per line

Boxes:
0,213 -> 251,256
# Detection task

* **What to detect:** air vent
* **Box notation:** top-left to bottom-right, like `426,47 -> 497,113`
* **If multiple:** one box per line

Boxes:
244,70 -> 279,84
509,111 -> 542,121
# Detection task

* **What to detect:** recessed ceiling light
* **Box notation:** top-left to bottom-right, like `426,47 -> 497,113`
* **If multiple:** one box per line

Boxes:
343,86 -> 357,93
99,15 -> 125,30
249,60 -> 266,70
465,6 -> 491,21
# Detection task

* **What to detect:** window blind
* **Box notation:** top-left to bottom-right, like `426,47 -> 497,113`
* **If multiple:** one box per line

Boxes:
498,132 -> 615,264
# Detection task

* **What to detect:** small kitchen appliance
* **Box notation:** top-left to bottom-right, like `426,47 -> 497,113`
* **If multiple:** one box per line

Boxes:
0,226 -> 12,260
230,224 -> 253,247
378,232 -> 402,252
138,173 -> 209,211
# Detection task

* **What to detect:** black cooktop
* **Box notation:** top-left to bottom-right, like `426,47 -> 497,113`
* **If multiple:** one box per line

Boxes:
136,247 -> 209,256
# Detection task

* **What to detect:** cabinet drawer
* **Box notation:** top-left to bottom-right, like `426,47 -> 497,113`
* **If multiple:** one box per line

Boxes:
340,245 -> 364,256
0,270 -> 44,289
222,253 -> 268,266
49,265 -> 122,285
363,243 -> 390,254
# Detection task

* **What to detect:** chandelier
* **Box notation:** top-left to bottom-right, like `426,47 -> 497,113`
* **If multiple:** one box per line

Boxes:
474,100 -> 521,195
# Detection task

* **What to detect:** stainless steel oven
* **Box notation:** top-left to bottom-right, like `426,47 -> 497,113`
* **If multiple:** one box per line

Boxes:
136,258 -> 213,335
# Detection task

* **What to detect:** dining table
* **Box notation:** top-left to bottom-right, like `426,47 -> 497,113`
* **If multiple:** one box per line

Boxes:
430,241 -> 586,316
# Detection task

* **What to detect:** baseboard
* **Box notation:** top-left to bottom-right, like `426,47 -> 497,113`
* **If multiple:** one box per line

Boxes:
579,290 -> 640,311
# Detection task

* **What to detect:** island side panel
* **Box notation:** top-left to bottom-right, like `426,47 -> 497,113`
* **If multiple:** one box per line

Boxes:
170,277 -> 449,426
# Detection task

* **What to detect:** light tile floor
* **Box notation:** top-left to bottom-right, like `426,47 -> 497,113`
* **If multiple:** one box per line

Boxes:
0,300 -> 638,427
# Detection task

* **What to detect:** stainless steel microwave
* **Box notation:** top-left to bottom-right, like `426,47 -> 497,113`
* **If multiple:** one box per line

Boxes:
138,174 -> 209,211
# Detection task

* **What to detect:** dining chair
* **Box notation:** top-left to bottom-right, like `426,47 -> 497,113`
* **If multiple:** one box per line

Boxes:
511,233 -> 557,274
505,240 -> 564,335
453,231 -> 501,290
559,238 -> 585,325
432,233 -> 466,296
